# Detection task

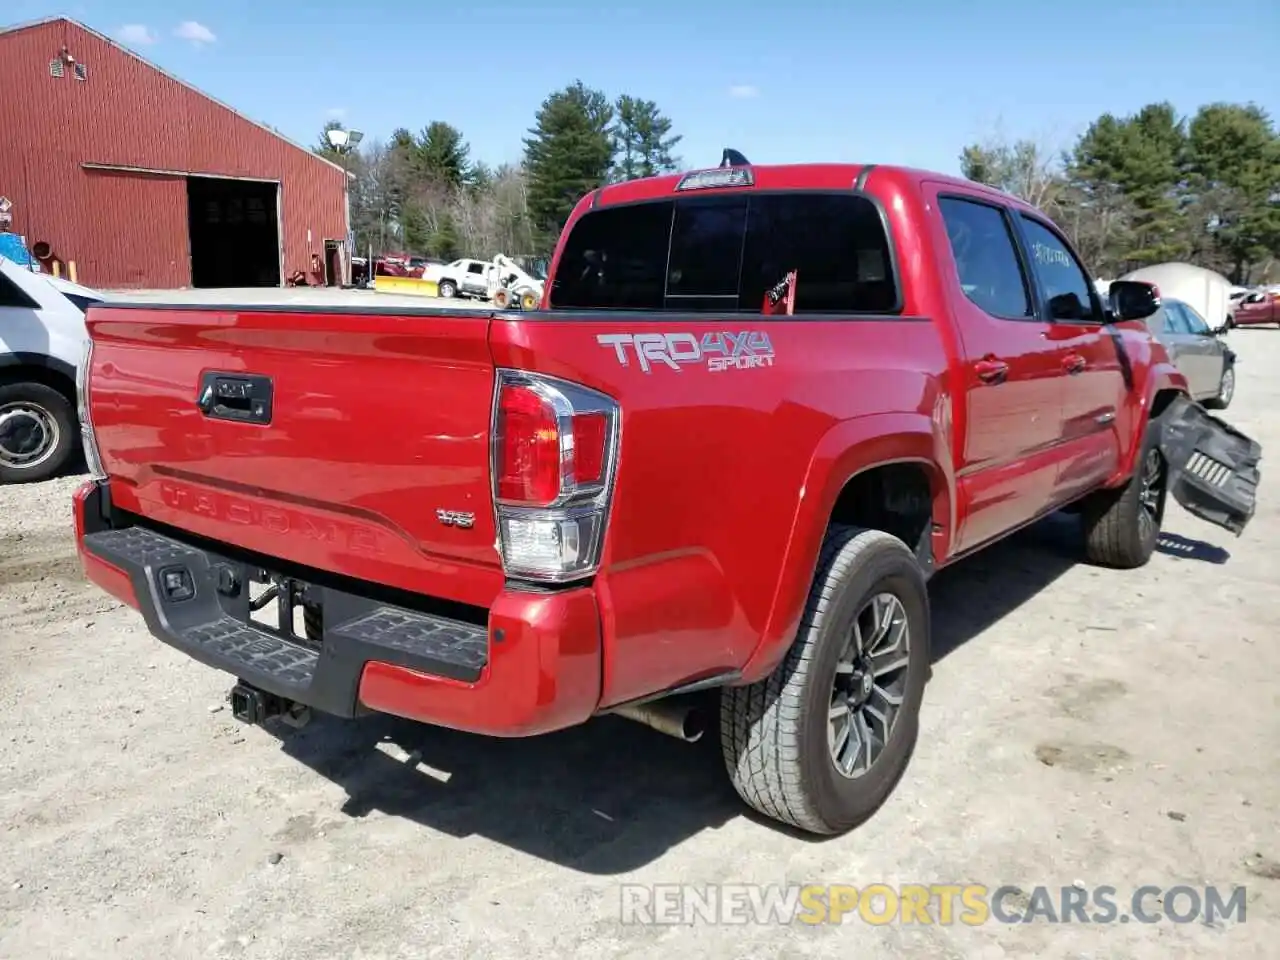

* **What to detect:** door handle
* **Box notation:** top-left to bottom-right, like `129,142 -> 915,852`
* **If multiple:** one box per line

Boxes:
1062,354 -> 1087,374
974,358 -> 1009,384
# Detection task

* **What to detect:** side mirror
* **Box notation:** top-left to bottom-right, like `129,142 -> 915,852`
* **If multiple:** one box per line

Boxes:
1109,280 -> 1161,321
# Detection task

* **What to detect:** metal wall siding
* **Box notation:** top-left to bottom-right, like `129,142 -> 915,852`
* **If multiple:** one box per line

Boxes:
0,20 -> 347,288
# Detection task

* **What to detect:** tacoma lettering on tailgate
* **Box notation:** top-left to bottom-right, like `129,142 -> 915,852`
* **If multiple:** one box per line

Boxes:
596,332 -> 775,373
158,480 -> 386,557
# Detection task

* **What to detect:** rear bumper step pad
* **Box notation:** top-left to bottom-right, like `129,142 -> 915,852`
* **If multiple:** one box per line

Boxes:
1160,396 -> 1262,537
81,526 -> 489,717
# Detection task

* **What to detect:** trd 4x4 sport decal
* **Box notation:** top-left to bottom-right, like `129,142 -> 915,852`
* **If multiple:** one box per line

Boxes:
596,332 -> 775,373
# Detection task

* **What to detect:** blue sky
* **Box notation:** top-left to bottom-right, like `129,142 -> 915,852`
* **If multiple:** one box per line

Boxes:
11,0 -> 1280,174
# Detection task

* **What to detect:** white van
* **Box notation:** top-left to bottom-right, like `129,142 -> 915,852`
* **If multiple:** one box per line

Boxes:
0,256 -> 103,482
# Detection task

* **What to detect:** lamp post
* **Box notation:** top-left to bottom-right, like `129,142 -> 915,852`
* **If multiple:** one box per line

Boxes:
326,127 -> 364,286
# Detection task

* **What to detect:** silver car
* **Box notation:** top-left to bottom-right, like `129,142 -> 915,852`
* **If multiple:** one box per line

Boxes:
1144,297 -> 1236,409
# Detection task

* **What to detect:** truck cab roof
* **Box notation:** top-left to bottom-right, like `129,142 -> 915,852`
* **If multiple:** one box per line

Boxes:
590,162 -> 1035,216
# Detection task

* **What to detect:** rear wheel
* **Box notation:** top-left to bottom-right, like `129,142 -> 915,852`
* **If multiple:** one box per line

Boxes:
1081,415 -> 1167,568
720,526 -> 930,835
0,382 -> 77,484
1204,363 -> 1234,410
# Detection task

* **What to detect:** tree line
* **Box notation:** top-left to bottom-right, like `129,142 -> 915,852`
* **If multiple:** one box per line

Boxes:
959,101 -> 1280,283
315,81 -> 681,262
317,91 -> 1279,285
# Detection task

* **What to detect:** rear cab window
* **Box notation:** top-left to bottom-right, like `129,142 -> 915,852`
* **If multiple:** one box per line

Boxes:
549,191 -> 898,315
1018,215 -> 1102,323
936,197 -> 1032,320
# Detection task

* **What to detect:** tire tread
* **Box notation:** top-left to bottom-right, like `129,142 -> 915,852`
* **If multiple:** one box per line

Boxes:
720,526 -> 914,834
1082,417 -> 1164,569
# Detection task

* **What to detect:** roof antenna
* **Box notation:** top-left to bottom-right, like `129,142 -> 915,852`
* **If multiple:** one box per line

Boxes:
720,148 -> 750,168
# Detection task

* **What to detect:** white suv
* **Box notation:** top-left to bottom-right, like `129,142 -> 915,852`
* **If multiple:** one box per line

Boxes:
0,256 -> 103,483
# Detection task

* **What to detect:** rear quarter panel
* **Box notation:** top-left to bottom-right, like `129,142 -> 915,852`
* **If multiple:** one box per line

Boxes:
490,316 -> 952,706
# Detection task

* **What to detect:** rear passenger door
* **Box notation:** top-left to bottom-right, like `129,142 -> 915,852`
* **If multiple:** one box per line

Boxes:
929,189 -> 1066,553
1154,302 -> 1202,393
1173,301 -> 1226,398
1014,213 -> 1128,506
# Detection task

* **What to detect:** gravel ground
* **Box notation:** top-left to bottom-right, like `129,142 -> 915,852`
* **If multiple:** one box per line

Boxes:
1,330 -> 1278,959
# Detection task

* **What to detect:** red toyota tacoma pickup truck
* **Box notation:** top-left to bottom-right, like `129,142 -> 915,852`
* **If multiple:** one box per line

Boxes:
73,156 -> 1261,835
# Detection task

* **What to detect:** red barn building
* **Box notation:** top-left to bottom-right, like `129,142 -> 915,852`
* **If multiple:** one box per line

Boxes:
0,16 -> 350,289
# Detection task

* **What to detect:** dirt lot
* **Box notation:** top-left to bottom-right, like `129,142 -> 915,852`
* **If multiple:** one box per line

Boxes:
2,331 -> 1278,959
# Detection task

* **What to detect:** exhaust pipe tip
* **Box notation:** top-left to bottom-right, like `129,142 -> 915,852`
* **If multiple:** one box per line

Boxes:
612,698 -> 707,743
679,708 -> 706,743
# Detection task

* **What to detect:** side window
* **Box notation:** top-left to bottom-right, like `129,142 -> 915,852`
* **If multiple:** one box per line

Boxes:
1180,302 -> 1211,335
1019,216 -> 1100,322
739,193 -> 897,313
466,262 -> 485,275
1163,303 -> 1192,334
0,271 -> 40,308
937,197 -> 1032,319
550,201 -> 673,310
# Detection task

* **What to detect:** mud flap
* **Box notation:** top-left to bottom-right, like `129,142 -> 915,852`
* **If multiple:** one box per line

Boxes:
1158,396 -> 1261,536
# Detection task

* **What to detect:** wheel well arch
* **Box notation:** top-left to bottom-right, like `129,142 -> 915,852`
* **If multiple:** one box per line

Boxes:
0,355 -> 77,406
1149,387 -> 1184,422
827,459 -> 944,572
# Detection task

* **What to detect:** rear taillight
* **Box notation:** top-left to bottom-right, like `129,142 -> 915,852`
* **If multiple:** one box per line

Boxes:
492,370 -> 619,583
75,337 -> 105,480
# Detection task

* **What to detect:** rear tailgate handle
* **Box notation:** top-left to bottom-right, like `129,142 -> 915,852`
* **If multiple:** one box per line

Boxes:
197,372 -> 274,424
1063,354 -> 1086,374
1158,396 -> 1262,536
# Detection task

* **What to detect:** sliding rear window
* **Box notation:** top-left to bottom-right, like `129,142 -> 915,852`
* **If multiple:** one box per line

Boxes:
549,191 -> 898,314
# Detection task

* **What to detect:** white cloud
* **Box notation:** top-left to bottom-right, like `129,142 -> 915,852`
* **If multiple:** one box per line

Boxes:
174,21 -> 217,45
326,107 -> 348,119
728,85 -> 759,99
116,24 -> 158,45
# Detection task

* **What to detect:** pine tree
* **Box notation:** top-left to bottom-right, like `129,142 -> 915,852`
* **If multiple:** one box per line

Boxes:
1069,103 -> 1188,270
1186,103 -> 1280,282
610,96 -> 682,181
523,81 -> 615,241
415,122 -> 470,191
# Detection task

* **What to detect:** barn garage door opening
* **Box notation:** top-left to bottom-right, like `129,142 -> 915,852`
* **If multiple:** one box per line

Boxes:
187,176 -> 281,287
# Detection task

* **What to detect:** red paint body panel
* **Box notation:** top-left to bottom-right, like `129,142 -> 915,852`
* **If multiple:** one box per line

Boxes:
73,481 -> 137,608
359,586 -> 602,736
488,316 -> 950,702
0,18 -> 346,288
76,160 -> 1184,735
1231,293 -> 1278,327
86,305 -> 504,607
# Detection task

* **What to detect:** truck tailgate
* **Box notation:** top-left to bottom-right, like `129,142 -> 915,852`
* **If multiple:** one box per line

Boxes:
85,305 -> 504,607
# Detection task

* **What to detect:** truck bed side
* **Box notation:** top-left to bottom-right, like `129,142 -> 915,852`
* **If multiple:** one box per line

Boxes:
488,315 -> 950,706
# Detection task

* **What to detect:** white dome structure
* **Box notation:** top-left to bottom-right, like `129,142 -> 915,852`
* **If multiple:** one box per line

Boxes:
1120,262 -> 1234,328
